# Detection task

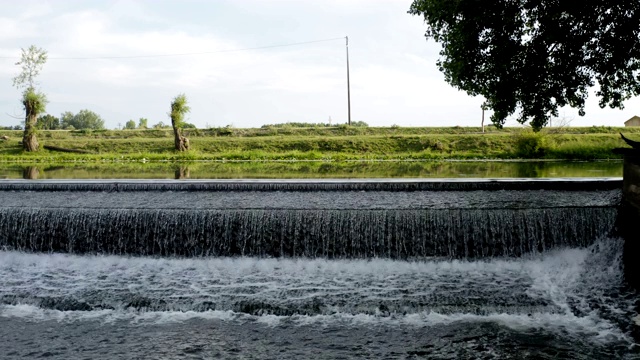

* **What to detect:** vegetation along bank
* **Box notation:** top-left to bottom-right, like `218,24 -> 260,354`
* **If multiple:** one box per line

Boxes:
0,126 -> 637,162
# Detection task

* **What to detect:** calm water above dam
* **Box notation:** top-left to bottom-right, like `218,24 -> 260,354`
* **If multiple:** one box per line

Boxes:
0,179 -> 638,359
0,160 -> 623,179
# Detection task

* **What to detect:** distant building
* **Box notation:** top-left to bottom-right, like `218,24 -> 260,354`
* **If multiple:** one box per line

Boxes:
625,116 -> 640,127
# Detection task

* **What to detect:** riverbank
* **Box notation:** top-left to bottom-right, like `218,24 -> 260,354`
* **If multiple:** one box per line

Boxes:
0,127 -> 637,162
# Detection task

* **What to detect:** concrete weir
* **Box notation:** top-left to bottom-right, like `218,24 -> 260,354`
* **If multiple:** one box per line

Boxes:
0,178 -> 622,259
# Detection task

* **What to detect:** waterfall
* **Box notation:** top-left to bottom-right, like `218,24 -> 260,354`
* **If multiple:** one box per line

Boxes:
0,179 -> 636,359
0,180 -> 621,258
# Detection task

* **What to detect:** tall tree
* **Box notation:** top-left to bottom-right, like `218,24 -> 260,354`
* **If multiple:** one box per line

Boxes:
409,1 -> 640,131
125,120 -> 136,129
170,94 -> 191,151
60,110 -> 105,130
60,111 -> 74,129
138,118 -> 148,129
12,45 -> 48,151
37,114 -> 60,130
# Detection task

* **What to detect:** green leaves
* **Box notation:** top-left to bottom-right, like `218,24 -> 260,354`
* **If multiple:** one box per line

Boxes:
410,0 -> 640,131
37,114 -> 60,130
61,110 -> 105,130
170,94 -> 191,128
13,45 -> 48,92
22,89 -> 47,115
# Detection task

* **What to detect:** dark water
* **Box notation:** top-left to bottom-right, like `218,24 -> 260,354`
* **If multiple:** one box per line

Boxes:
0,240 -> 638,359
0,179 -> 638,359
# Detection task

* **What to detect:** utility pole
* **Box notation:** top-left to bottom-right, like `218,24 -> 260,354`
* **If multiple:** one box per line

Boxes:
346,36 -> 351,126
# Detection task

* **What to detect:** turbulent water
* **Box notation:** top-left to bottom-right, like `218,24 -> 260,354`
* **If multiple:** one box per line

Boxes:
0,179 -> 638,358
0,239 -> 638,359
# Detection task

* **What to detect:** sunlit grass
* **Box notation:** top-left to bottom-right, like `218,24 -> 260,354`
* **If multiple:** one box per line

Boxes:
0,127 -> 634,162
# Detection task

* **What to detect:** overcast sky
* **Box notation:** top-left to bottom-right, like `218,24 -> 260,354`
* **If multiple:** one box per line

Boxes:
1,0 -> 638,129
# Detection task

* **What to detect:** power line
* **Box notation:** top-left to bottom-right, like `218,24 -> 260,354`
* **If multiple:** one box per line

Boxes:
0,37 -> 345,60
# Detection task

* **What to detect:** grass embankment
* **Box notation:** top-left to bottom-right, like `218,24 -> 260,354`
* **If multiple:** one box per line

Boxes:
0,126 -> 637,162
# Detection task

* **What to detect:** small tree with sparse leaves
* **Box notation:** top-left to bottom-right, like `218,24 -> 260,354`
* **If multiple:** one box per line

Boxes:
169,94 -> 191,151
13,45 -> 48,151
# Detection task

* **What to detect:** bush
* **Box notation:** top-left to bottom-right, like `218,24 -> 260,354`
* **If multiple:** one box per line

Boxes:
515,132 -> 548,158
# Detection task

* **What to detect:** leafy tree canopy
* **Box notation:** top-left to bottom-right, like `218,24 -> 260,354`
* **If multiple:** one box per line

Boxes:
0,125 -> 23,130
37,114 -> 60,130
125,120 -> 136,129
153,121 -> 171,129
60,109 -> 105,130
22,89 -> 47,115
60,111 -> 74,129
13,45 -> 47,93
170,94 -> 191,128
409,0 -> 640,130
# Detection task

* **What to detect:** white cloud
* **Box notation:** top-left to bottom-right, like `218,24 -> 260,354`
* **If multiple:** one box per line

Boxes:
0,0 -> 637,129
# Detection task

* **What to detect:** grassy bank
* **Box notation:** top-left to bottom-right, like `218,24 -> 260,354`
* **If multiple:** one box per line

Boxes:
0,127 -> 636,162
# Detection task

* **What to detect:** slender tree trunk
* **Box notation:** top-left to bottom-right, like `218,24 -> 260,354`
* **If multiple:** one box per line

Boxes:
23,102 -> 39,152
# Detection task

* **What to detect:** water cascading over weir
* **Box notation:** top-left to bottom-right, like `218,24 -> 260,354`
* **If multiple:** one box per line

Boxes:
0,179 -> 622,259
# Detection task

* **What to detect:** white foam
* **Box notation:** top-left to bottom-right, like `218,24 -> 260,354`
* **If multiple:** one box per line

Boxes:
1,304 -> 629,345
0,304 -> 247,324
0,238 -> 636,346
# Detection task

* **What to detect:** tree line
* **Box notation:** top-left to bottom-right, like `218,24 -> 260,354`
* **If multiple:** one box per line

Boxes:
33,114 -> 197,130
11,46 -> 191,152
122,117 -> 196,130
36,110 -> 105,130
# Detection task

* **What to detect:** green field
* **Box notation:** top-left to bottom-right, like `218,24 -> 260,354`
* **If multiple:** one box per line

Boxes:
0,126 -> 637,162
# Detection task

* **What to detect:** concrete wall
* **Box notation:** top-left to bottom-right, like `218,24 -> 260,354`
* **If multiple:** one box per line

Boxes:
621,155 -> 640,290
623,156 -> 640,208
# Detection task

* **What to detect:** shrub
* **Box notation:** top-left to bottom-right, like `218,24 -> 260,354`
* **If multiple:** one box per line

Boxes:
515,132 -> 548,158
351,121 -> 369,127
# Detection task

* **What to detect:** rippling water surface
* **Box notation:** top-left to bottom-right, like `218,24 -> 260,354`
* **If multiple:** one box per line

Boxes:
1,239 -> 638,359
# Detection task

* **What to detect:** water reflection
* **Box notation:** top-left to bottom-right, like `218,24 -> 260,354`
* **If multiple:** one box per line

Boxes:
22,166 -> 39,180
0,160 -> 623,180
175,166 -> 190,180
